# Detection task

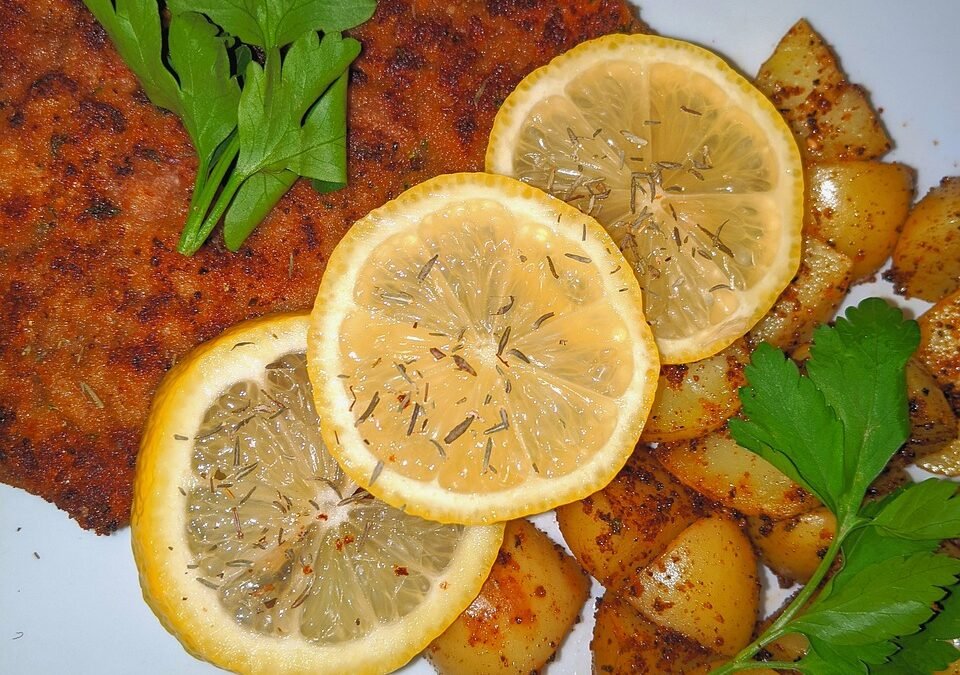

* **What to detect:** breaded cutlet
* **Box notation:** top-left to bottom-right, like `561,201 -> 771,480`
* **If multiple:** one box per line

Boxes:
0,0 -> 646,533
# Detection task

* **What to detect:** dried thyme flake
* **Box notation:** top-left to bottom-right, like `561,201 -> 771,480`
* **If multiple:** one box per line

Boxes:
481,437 -> 493,473
533,312 -> 555,330
417,254 -> 439,282
497,326 -> 512,357
619,129 -> 647,146
370,461 -> 384,486
79,381 -> 104,409
494,295 -> 515,315
453,355 -> 477,377
395,363 -> 413,383
379,289 -> 414,305
429,438 -> 447,458
507,348 -> 531,364
238,486 -> 257,505
355,391 -> 380,426
406,402 -> 422,436
483,408 -> 510,435
443,415 -> 475,444
546,256 -> 559,279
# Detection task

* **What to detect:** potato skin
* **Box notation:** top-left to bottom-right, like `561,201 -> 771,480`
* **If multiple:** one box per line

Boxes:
907,359 -> 960,454
749,238 -> 852,351
748,507 -> 836,585
557,449 -> 699,588
592,592 -> 716,674
889,176 -> 960,302
657,426 -> 817,518
804,162 -> 915,282
918,288 -> 960,416
426,519 -> 590,675
623,516 -> 760,656
755,19 -> 891,161
640,340 -> 749,444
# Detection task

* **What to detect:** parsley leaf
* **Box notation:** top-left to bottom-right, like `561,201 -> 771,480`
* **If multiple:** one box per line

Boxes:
85,0 -> 374,254
791,552 -> 960,646
806,298 -> 919,507
731,298 -> 919,521
798,635 -> 896,673
876,590 -> 960,673
729,343 -> 846,514
235,34 -> 357,181
168,0 -> 376,48
167,12 -> 240,163
222,171 -> 298,251
871,479 -> 960,541
717,299 -> 960,674
83,0 -> 181,113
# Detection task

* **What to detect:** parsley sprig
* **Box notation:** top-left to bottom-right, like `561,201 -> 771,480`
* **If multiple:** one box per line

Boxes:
83,0 -> 376,254
715,298 -> 960,673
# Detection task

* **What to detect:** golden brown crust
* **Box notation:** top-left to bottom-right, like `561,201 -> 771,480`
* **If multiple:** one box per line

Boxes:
0,0 -> 644,532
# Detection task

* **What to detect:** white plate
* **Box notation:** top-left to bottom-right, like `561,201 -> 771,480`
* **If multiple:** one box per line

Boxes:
2,2 -> 958,673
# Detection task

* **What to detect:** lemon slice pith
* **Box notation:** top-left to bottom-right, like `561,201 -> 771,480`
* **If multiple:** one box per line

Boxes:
308,173 -> 660,525
486,33 -> 804,364
132,313 -> 503,675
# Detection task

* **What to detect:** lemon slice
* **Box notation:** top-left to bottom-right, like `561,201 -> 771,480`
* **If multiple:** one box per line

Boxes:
132,313 -> 503,675
308,173 -> 659,525
486,34 -> 804,364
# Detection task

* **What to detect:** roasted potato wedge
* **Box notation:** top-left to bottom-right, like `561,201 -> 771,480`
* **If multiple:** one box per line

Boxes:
657,426 -> 818,518
889,177 -> 960,301
757,595 -> 810,663
557,449 -> 699,588
756,19 -> 891,161
748,507 -> 836,585
426,519 -> 590,675
918,288 -> 960,416
804,162 -> 915,282
623,516 -> 760,656
592,593 -> 717,674
905,359 -> 960,463
640,340 -> 750,443
916,425 -> 960,477
749,238 -> 853,350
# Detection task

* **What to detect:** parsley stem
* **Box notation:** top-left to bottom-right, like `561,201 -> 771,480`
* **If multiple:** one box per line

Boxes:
181,169 -> 249,256
711,528 -> 848,673
177,132 -> 241,255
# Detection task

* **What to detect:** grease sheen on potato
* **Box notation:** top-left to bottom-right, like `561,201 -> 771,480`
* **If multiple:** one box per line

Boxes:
918,288 -> 960,416
804,161 -> 915,282
657,426 -> 817,518
623,516 -> 760,656
748,507 -> 836,585
426,519 -> 590,675
640,340 -> 749,443
749,238 -> 852,351
557,449 -> 699,588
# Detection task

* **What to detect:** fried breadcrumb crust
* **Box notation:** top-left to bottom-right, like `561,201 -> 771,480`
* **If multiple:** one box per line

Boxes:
0,0 -> 647,533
